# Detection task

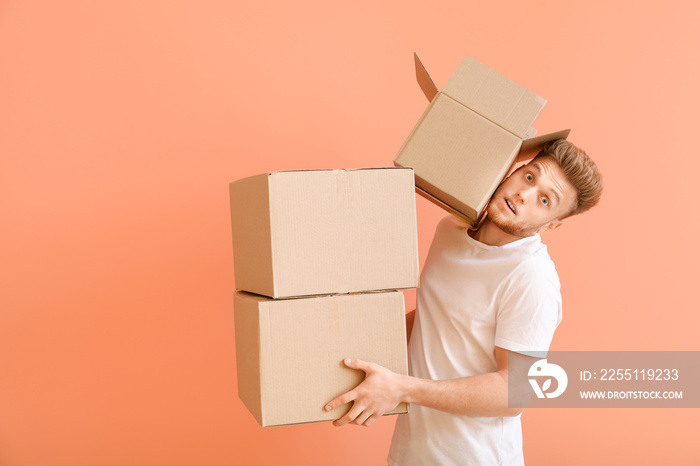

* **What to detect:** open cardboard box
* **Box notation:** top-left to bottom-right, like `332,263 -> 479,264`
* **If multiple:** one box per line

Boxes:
394,53 -> 570,227
234,290 -> 409,427
229,168 -> 419,299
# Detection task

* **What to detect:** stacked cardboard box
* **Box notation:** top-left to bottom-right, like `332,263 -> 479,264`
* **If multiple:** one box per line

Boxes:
230,168 -> 420,427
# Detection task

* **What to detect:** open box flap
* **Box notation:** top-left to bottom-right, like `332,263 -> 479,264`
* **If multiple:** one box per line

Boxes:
414,53 -> 439,103
515,128 -> 571,163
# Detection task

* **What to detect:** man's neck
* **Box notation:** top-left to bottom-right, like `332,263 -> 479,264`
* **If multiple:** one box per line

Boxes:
469,217 -> 531,247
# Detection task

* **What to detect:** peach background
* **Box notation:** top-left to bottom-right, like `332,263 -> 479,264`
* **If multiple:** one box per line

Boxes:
1,1 -> 699,465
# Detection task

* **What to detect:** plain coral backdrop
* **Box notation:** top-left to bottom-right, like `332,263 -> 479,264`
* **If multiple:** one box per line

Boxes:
1,1 -> 699,465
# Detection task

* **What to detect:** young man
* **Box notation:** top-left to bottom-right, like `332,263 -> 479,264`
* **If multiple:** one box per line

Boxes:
325,139 -> 603,465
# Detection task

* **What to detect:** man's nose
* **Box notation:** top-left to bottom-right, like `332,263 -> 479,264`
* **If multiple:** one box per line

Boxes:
515,187 -> 535,204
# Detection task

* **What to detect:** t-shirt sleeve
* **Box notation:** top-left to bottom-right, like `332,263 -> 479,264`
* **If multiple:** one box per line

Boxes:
494,258 -> 562,355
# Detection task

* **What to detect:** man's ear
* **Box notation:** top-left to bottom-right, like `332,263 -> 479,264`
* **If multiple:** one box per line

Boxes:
538,219 -> 563,233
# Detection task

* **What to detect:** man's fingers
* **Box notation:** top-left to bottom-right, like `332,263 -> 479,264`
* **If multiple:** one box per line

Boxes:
333,403 -> 363,427
325,389 -> 355,413
363,414 -> 379,427
325,359 -> 370,412
351,410 -> 372,426
343,358 -> 373,372
333,413 -> 352,427
327,358 -> 389,428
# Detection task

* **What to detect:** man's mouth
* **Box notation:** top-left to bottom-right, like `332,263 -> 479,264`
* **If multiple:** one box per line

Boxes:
505,198 -> 516,214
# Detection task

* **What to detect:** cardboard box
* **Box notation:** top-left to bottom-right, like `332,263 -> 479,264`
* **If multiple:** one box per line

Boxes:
394,53 -> 570,226
229,168 -> 419,299
234,290 -> 409,427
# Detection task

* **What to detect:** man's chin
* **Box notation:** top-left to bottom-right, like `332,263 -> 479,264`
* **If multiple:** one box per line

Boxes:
486,205 -> 538,239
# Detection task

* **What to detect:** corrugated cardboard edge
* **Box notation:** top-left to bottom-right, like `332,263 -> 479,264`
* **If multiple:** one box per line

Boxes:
259,167 -> 413,175
258,298 -> 273,427
260,403 -> 409,428
230,174 -> 275,298
233,292 -> 264,427
405,168 -> 421,289
267,172 -> 285,298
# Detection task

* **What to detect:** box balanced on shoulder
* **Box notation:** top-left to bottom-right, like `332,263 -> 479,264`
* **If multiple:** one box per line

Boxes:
394,53 -> 570,226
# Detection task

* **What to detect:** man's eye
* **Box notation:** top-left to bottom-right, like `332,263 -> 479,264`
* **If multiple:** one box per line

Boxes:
541,197 -> 549,206
526,173 -> 534,182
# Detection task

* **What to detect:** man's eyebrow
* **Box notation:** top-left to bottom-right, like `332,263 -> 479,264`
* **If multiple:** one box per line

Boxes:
550,188 -> 562,204
533,162 -> 562,204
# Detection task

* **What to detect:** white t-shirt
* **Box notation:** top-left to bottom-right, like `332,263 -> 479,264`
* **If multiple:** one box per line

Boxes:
388,215 -> 562,466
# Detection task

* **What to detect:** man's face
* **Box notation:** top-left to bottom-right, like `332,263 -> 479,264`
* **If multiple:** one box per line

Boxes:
486,156 -> 578,238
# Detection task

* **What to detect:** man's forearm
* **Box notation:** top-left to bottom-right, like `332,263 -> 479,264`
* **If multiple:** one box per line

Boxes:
398,370 -> 522,417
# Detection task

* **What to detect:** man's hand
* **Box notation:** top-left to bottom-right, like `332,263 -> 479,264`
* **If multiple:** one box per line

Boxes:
325,348 -> 534,428
325,358 -> 406,427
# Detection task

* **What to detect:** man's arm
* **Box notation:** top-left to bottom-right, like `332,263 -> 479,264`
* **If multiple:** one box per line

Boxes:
325,346 -> 536,427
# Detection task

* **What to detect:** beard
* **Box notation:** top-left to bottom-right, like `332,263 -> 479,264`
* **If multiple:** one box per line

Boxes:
485,198 -> 542,239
